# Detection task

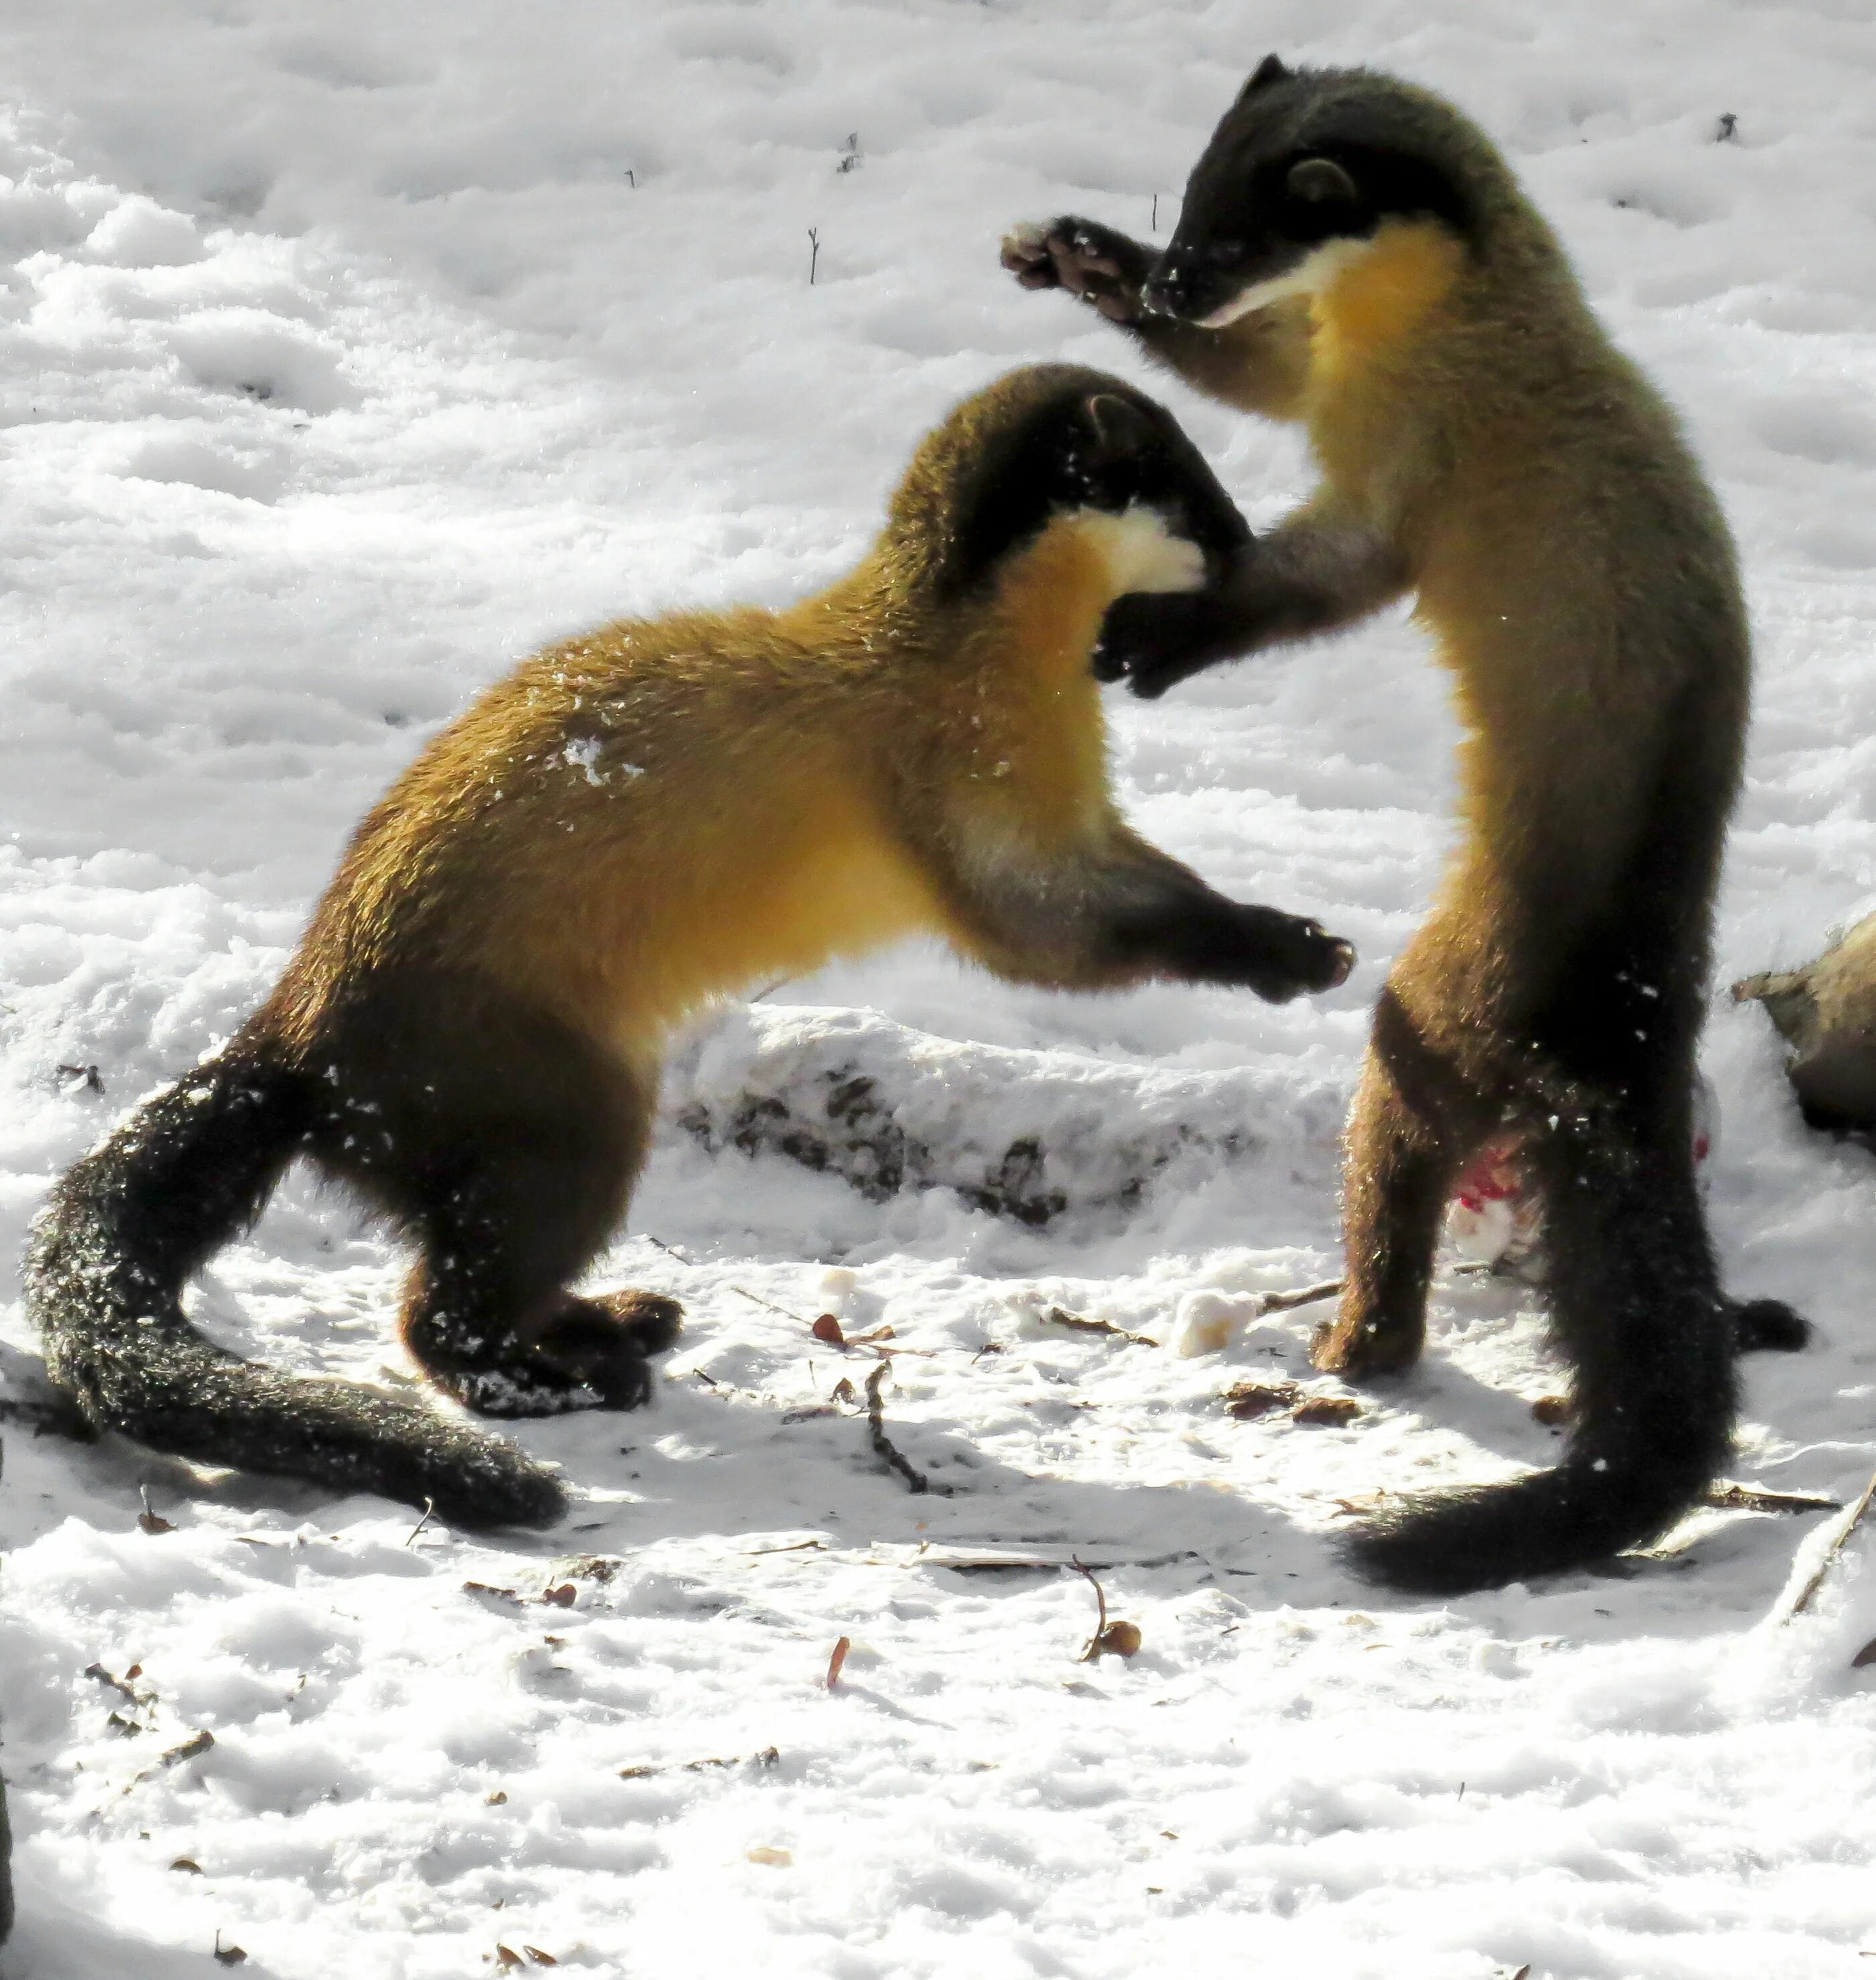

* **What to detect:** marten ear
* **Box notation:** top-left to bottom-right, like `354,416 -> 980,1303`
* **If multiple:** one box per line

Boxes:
1240,54 -> 1291,100
1084,392 -> 1158,461
1286,155 -> 1359,205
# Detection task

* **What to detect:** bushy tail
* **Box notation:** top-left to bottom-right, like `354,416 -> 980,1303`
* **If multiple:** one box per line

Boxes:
1346,1108 -> 1735,1595
25,1050 -> 565,1530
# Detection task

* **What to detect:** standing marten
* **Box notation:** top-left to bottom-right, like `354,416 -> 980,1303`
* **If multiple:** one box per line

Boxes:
1006,60 -> 1805,1593
28,363 -> 1352,1530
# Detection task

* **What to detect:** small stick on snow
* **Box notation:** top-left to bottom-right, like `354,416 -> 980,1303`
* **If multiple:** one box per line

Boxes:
1043,1306 -> 1158,1347
1706,1482 -> 1843,1514
807,227 -> 820,284
638,1233 -> 690,1263
731,1284 -> 812,1325
826,1635 -> 850,1689
1072,1556 -> 1109,1661
1780,1463 -> 1876,1621
1071,1556 -> 1142,1659
404,1498 -> 436,1548
1258,1279 -> 1344,1314
1259,1262 -> 1488,1317
864,1362 -> 940,1495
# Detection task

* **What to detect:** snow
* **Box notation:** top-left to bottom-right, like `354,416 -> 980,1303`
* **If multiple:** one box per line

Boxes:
1,1 -> 1874,1974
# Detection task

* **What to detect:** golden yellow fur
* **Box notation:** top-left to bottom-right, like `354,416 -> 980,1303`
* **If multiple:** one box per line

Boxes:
277,504 -> 1172,1067
1010,65 -> 1800,1591
29,361 -> 1358,1528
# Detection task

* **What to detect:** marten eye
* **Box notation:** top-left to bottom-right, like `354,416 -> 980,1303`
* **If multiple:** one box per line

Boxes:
1286,156 -> 1359,205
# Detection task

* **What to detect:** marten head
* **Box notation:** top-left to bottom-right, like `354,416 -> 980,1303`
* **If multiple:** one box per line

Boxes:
1146,58 -> 1485,328
891,364 -> 1250,602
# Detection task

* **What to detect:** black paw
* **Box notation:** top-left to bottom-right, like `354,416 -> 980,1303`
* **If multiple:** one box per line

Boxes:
1094,589 -> 1237,698
1729,1297 -> 1811,1353
1225,906 -> 1356,1004
449,1291 -> 683,1417
1000,216 -> 1152,323
528,1290 -> 682,1407
445,1356 -> 640,1418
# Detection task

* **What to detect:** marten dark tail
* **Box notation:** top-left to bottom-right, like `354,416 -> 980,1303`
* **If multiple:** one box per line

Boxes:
24,1049 -> 566,1530
1346,1102 -> 1736,1595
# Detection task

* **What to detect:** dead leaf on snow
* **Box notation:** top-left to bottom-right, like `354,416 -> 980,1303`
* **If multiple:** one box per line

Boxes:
1223,1380 -> 1300,1420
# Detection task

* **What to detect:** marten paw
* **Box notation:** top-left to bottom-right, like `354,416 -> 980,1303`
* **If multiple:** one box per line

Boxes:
1310,1311 -> 1424,1380
1730,1296 -> 1811,1353
1223,906 -> 1355,1003
528,1290 -> 683,1408
1094,589 -> 1238,698
1000,217 -> 1152,323
447,1291 -> 684,1417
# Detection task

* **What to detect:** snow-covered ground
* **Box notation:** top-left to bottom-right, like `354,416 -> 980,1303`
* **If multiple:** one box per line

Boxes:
2,1 -> 1874,1973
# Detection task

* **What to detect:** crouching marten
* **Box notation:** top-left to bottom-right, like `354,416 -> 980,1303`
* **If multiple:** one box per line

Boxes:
1005,62 -> 1805,1593
27,363 -> 1353,1531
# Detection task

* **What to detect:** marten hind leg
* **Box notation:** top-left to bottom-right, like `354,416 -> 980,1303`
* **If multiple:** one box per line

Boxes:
393,1096 -> 680,1418
316,985 -> 682,1418
1314,985 -> 1494,1378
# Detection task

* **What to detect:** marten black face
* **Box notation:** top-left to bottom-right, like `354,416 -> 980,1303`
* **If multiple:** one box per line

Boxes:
1144,56 -> 1473,328
947,382 -> 1249,597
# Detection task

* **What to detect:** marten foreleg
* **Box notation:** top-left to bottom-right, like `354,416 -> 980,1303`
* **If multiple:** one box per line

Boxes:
929,818 -> 1353,1002
1001,218 -> 1312,416
1096,503 -> 1408,700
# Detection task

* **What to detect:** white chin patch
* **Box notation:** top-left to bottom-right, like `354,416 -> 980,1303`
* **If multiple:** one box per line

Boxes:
1074,505 -> 1206,596
1196,236 -> 1369,328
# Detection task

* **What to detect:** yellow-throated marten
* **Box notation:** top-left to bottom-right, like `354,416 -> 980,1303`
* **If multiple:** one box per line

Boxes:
1006,62 -> 1805,1594
28,363 -> 1353,1530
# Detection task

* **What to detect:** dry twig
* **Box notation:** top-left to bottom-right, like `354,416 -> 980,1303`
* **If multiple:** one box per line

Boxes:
1042,1306 -> 1159,1348
730,1284 -> 812,1325
1257,1278 -> 1344,1315
864,1362 -> 943,1495
1071,1556 -> 1142,1659
1781,1463 -> 1876,1621
1706,1482 -> 1842,1515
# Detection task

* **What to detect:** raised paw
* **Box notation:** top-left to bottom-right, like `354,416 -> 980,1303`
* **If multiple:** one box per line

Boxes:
1729,1296 -> 1811,1353
1000,216 -> 1154,323
1225,905 -> 1355,1004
